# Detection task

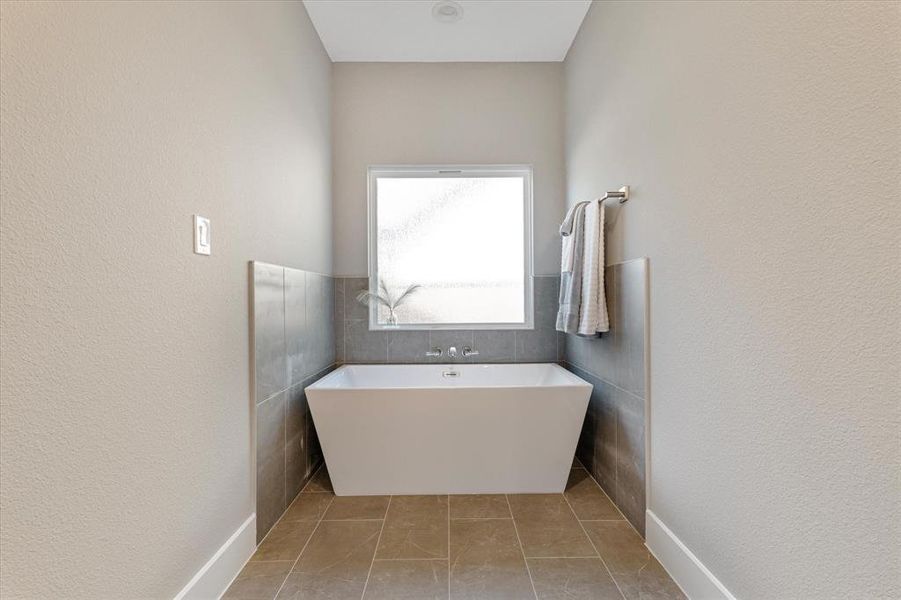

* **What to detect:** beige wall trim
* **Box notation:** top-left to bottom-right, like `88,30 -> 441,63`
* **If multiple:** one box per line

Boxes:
646,510 -> 735,600
173,513 -> 256,600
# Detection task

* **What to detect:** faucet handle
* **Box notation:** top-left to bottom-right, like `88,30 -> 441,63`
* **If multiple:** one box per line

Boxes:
425,347 -> 442,357
462,346 -> 479,357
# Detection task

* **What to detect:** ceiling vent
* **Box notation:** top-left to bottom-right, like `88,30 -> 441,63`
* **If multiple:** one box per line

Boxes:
432,0 -> 464,23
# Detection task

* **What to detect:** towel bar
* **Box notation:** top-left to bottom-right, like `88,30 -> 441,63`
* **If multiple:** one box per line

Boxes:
602,186 -> 630,204
566,187 -> 631,221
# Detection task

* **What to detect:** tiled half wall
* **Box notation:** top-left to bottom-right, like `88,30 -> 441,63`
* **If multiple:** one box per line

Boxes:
250,262 -> 336,542
564,258 -> 649,536
334,276 -> 563,364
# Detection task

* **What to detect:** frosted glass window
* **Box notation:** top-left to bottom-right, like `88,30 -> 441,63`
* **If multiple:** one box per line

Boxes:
368,166 -> 533,329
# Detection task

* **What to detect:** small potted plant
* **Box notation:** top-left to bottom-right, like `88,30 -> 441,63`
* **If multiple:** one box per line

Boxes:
356,280 -> 421,327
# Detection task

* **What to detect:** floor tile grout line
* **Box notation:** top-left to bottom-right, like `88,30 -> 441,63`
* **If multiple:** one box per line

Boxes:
243,559 -> 296,563
572,463 -> 630,523
505,494 -> 539,600
298,462 -> 322,494
271,493 -> 335,600
524,555 -> 608,560
579,519 -> 631,522
561,491 -> 627,600
371,557 -> 449,562
255,449 -> 326,552
254,517 -> 281,549
269,465 -> 635,598
359,495 -> 391,600
574,463 -> 639,536
254,477 -> 322,550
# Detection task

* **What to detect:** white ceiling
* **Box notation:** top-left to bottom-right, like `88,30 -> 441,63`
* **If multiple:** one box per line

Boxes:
303,1 -> 592,62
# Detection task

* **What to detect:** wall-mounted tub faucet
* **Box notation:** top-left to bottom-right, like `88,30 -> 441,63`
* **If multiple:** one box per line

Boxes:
462,346 -> 479,357
447,346 -> 457,358
425,347 -> 442,358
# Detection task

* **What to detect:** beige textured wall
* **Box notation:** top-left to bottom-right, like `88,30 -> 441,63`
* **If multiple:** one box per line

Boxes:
332,62 -> 565,276
565,1 -> 900,597
0,2 -> 331,598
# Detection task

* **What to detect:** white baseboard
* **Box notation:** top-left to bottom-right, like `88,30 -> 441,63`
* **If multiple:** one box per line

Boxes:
646,510 -> 736,600
174,513 -> 256,600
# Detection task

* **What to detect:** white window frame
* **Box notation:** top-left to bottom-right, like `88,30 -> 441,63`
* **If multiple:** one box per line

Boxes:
367,164 -> 534,331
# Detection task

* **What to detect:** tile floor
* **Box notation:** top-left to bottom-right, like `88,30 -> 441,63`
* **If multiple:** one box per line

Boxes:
224,462 -> 685,600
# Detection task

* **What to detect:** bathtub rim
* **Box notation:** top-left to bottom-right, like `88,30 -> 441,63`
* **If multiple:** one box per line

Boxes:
306,362 -> 592,392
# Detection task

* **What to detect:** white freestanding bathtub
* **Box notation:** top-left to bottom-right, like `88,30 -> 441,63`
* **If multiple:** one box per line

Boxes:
306,363 -> 591,495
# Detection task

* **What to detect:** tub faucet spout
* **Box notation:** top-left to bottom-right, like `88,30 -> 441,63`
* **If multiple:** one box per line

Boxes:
447,346 -> 457,358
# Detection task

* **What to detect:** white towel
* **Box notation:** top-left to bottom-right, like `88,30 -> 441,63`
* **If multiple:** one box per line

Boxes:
559,203 -> 583,273
556,203 -> 586,333
577,200 -> 609,335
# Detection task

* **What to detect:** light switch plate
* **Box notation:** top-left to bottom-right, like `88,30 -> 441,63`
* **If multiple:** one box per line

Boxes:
193,215 -> 211,255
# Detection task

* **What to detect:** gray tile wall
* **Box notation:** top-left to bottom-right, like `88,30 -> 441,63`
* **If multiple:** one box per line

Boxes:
563,258 -> 648,536
334,276 -> 563,364
251,262 -> 336,542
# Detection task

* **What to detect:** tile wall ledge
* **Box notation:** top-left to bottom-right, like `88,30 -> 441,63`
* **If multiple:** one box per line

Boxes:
250,259 -> 334,279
